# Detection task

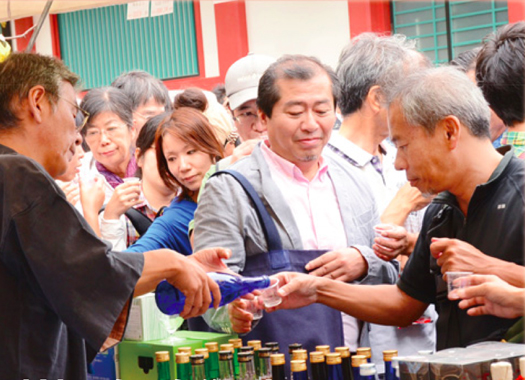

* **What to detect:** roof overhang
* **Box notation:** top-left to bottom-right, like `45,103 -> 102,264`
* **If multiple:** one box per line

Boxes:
0,0 -> 133,22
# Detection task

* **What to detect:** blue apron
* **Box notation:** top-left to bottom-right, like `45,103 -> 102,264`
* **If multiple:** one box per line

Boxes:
213,170 -> 344,363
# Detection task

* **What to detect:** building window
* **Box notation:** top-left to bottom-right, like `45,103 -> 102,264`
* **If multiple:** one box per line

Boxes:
392,0 -> 509,63
58,1 -> 199,89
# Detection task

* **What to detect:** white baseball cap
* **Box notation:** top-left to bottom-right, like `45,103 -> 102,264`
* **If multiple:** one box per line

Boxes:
225,53 -> 276,111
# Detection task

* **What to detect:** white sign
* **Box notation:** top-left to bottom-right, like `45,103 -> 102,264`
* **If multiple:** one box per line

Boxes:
127,1 -> 149,20
151,1 -> 174,17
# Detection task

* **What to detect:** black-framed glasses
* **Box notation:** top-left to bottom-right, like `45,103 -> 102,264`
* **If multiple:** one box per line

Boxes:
233,111 -> 258,124
60,97 -> 90,131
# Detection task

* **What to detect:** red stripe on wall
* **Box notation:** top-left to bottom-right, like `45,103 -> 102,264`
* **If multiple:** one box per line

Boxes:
348,0 -> 392,38
164,0 -> 249,92
14,17 -> 35,52
508,0 -> 525,23
49,15 -> 61,59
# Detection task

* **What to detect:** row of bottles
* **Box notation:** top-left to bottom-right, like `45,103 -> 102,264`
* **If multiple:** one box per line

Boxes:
154,340 -> 401,380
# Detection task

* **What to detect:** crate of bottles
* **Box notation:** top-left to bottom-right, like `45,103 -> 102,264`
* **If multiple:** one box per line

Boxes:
118,331 -> 238,380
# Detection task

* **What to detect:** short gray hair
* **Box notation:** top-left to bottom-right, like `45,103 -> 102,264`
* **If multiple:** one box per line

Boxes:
336,33 -> 431,116
387,66 -> 490,139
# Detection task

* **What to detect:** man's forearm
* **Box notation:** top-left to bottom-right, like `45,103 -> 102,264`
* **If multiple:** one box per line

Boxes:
134,249 -> 180,297
315,279 -> 428,327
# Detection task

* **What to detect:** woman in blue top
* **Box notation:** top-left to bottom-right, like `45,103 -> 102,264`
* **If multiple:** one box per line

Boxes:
126,106 -> 224,255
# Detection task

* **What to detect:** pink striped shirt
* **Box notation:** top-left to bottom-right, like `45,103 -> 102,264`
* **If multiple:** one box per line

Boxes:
260,142 -> 347,250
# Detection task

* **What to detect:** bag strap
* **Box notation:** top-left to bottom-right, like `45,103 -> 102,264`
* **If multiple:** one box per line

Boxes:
211,169 -> 283,252
99,205 -> 153,236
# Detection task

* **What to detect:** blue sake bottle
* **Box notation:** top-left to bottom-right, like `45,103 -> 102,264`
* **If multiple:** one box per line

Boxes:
383,351 -> 398,380
326,353 -> 344,380
155,272 -> 271,315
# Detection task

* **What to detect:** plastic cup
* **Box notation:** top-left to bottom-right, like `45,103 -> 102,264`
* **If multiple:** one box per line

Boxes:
261,278 -> 282,308
246,296 -> 263,320
373,223 -> 396,240
123,177 -> 141,184
446,271 -> 472,294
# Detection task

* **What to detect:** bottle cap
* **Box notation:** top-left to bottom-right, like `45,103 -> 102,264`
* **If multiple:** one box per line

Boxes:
179,347 -> 193,355
291,360 -> 307,372
326,353 -> 342,365
417,350 -> 433,356
352,355 -> 367,368
258,347 -> 272,358
205,342 -> 219,352
195,348 -> 209,359
316,345 -> 330,355
238,352 -> 254,363
360,363 -> 377,377
383,350 -> 398,361
335,347 -> 351,359
265,342 -> 280,352
229,338 -> 243,348
271,353 -> 285,366
248,340 -> 262,350
240,346 -> 254,353
289,343 -> 303,354
219,350 -> 233,361
176,352 -> 190,364
190,354 -> 205,365
292,349 -> 308,361
491,362 -> 513,380
310,351 -> 325,364
220,343 -> 234,352
156,351 -> 170,363
356,347 -> 371,359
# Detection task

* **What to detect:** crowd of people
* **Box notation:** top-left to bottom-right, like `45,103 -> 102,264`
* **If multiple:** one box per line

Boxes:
0,19 -> 524,380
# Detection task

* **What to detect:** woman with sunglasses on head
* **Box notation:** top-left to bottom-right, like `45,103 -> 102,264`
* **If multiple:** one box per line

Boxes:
125,107 -> 224,255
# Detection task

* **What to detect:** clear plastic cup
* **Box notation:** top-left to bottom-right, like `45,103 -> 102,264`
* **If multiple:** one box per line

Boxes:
373,223 -> 396,240
246,296 -> 263,320
261,278 -> 282,308
446,271 -> 472,294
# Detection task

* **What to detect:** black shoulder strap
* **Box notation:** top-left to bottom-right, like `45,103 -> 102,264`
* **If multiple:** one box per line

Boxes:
211,169 -> 283,252
98,205 -> 153,236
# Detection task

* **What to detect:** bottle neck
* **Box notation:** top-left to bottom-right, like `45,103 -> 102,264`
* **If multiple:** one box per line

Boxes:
193,363 -> 206,380
272,363 -> 286,380
239,361 -> 256,380
177,362 -> 191,380
157,361 -> 171,380
219,359 -> 234,380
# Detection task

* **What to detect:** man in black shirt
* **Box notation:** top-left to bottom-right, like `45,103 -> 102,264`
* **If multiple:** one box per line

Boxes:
270,66 -> 525,350
0,53 -> 229,379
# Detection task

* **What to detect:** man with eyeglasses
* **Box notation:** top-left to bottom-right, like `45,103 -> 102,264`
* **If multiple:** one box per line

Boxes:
0,53 -> 230,380
225,53 -> 276,143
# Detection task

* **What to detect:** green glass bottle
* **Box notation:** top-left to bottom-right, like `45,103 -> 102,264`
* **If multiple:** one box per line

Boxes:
156,351 -> 172,380
196,348 -> 212,380
238,351 -> 256,380
289,343 -> 303,356
258,347 -> 272,380
265,342 -> 280,353
219,350 -> 235,380
247,340 -> 262,380
205,342 -> 220,380
176,352 -> 191,380
191,354 -> 206,380
229,338 -> 242,378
